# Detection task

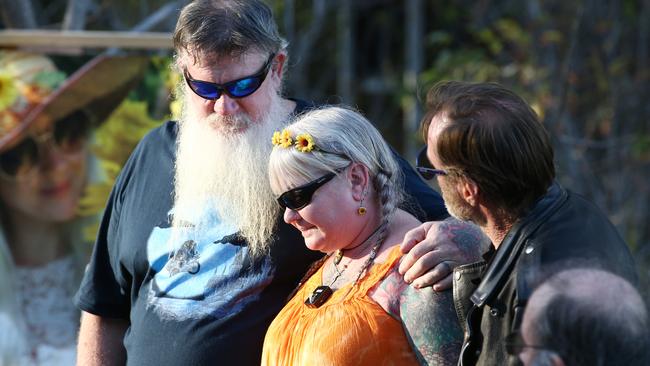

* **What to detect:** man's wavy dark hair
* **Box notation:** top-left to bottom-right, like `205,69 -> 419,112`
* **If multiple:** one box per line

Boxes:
421,81 -> 555,217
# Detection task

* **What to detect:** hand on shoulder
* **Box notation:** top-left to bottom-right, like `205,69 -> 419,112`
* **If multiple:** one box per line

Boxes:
398,217 -> 490,290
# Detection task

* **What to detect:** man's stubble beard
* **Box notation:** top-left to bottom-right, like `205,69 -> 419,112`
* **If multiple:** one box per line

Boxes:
171,89 -> 289,260
438,177 -> 484,225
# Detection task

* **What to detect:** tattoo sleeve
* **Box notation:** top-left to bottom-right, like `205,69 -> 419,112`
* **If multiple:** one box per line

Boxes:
372,267 -> 463,365
439,217 -> 491,264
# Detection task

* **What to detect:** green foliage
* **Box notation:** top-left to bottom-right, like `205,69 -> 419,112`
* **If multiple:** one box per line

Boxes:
78,99 -> 164,231
632,135 -> 650,161
420,48 -> 500,86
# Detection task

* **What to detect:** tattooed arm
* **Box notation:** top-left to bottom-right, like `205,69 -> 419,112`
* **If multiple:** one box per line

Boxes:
399,217 -> 490,290
370,266 -> 463,366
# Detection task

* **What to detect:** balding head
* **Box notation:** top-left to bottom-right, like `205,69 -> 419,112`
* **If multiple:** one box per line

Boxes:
520,268 -> 649,366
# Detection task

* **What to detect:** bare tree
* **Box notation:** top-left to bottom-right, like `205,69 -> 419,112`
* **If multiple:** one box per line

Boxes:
0,0 -> 37,28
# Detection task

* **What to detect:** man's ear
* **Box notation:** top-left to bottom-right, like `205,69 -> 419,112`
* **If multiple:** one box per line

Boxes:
459,176 -> 479,207
272,52 -> 287,80
347,163 -> 370,201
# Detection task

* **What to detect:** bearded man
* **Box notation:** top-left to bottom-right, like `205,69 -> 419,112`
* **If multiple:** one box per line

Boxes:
414,81 -> 638,366
74,1 -> 478,365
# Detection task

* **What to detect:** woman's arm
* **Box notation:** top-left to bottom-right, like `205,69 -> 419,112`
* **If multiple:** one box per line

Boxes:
371,267 -> 463,365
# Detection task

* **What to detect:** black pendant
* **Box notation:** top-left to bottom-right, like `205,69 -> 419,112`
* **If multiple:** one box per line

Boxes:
305,285 -> 333,308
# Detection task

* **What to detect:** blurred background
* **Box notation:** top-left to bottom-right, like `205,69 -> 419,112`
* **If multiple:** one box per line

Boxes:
1,0 -> 648,300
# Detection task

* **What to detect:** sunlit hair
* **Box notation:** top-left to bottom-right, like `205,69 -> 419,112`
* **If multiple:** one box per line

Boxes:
269,106 -> 404,245
420,81 -> 555,217
173,0 -> 287,63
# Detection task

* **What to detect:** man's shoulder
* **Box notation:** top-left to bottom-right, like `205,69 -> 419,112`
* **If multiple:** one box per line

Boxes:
114,120 -> 177,189
519,186 -> 636,283
141,120 -> 178,146
531,187 -> 621,246
289,98 -> 317,115
128,120 -> 177,161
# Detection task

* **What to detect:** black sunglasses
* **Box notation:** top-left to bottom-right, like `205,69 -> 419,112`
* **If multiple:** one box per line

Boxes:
277,172 -> 337,210
504,331 -> 548,356
183,53 -> 276,101
415,145 -> 447,180
0,111 -> 91,180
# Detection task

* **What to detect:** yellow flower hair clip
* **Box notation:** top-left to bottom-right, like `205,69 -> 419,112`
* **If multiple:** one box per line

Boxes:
272,129 -> 317,153
271,129 -> 293,148
295,134 -> 315,152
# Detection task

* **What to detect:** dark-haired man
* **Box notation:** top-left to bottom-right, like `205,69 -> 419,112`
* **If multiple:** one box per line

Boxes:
74,2 -> 480,365
517,268 -> 649,366
413,81 -> 637,365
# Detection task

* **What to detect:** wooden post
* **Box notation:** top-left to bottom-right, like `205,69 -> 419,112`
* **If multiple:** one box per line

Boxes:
403,0 -> 423,160
337,0 -> 354,104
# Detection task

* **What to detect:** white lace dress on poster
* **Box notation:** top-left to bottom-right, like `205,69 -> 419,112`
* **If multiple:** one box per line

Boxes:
14,255 -> 79,365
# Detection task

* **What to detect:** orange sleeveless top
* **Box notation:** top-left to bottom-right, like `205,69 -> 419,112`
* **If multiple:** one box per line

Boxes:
261,246 -> 419,365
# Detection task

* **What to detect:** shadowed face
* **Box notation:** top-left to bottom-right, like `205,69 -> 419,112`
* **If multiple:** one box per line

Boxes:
0,134 -> 88,223
426,114 -> 477,222
279,172 -> 356,253
273,163 -> 371,254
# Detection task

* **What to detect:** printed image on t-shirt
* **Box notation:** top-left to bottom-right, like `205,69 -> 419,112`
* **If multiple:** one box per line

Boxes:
145,209 -> 274,321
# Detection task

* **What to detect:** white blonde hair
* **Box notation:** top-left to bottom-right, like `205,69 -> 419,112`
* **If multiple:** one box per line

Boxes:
269,106 -> 404,243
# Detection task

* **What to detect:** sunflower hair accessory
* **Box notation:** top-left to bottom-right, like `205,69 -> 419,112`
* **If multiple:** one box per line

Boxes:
272,129 -> 316,153
272,129 -> 293,148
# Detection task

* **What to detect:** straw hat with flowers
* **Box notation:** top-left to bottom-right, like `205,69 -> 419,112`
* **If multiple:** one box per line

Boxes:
0,51 -> 148,153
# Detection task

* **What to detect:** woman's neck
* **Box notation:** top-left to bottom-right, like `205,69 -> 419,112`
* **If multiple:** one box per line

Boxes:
340,214 -> 383,260
4,210 -> 71,266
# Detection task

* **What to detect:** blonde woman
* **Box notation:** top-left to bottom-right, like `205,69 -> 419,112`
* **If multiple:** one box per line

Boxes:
262,107 -> 485,365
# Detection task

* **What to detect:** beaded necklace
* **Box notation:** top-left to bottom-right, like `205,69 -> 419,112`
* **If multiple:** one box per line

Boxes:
304,223 -> 386,308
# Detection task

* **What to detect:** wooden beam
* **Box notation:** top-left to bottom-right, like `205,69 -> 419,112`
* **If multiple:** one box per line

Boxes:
0,30 -> 172,50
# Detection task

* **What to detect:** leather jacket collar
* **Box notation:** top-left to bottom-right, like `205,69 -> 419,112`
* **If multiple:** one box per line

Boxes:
470,182 -> 567,307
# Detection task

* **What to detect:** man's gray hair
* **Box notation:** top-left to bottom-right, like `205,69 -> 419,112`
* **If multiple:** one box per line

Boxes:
173,0 -> 287,62
530,268 -> 649,366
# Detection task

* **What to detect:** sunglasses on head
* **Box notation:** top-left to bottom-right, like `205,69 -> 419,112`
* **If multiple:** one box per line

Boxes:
0,111 -> 91,180
183,53 -> 276,101
416,145 -> 448,180
277,172 -> 337,211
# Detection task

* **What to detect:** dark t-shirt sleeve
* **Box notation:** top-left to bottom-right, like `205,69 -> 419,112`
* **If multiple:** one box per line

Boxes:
74,186 -> 130,318
74,129 -> 154,319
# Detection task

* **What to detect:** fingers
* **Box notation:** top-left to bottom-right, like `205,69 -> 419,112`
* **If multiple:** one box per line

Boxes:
402,250 -> 448,283
400,221 -> 434,253
399,222 -> 436,275
409,260 -> 455,290
432,274 -> 453,292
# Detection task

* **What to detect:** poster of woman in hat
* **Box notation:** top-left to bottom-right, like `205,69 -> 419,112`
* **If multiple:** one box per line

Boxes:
0,51 -> 147,365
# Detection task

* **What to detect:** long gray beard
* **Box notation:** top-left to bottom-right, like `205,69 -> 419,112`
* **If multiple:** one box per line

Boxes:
171,94 -> 288,259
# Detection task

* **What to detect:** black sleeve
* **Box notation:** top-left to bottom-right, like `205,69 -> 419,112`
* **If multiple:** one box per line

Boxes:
393,148 -> 449,222
73,129 -> 151,319
74,184 -> 131,318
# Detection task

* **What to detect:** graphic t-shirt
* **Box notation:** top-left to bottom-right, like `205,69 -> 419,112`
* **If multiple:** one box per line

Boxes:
75,100 -> 448,365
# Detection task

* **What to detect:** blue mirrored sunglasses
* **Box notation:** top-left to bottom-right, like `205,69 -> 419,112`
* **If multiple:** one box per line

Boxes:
183,53 -> 275,100
416,145 -> 448,180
